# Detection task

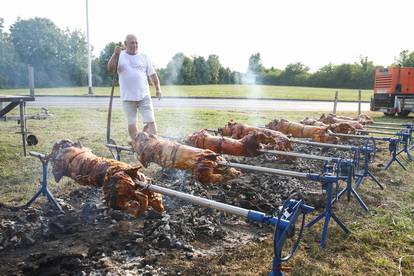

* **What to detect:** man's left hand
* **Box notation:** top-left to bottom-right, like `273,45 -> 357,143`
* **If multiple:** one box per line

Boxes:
156,90 -> 162,100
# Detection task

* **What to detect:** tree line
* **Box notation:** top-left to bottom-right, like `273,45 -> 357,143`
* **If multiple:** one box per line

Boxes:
1,17 -> 414,89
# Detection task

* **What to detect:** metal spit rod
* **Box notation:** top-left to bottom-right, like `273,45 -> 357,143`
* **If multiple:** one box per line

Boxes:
366,125 -> 405,131
329,132 -> 387,141
218,161 -> 309,179
259,149 -> 332,162
290,138 -> 354,150
144,182 -> 250,218
371,121 -> 413,127
357,129 -> 398,136
106,144 -> 133,152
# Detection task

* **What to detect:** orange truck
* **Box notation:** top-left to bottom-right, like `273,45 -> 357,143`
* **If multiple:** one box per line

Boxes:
371,67 -> 414,116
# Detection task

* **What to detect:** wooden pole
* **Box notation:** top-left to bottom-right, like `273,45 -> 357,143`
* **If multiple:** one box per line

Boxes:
333,90 -> 338,114
28,65 -> 35,97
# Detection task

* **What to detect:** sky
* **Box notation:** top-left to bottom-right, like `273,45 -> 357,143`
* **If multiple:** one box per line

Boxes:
2,0 -> 413,72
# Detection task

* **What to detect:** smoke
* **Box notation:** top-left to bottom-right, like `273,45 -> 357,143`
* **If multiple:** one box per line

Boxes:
164,54 -> 185,85
240,70 -> 264,126
241,71 -> 256,85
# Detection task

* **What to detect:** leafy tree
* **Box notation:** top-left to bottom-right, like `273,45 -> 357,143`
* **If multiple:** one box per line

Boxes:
179,56 -> 194,84
247,53 -> 264,74
261,68 -> 282,85
192,56 -> 208,84
64,29 -> 88,86
218,67 -> 234,84
395,50 -> 414,67
9,17 -> 89,87
279,62 -> 310,86
0,18 -> 26,88
10,18 -> 66,86
97,42 -> 121,86
207,55 -> 221,84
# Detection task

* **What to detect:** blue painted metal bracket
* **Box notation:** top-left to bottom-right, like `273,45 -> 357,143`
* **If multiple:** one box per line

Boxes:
305,174 -> 350,248
354,143 -> 384,190
264,199 -> 313,276
396,131 -> 413,162
335,159 -> 370,212
384,138 -> 407,170
25,152 -> 64,213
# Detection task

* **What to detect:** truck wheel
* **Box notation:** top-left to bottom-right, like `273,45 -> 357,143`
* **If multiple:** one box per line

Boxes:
397,111 -> 410,117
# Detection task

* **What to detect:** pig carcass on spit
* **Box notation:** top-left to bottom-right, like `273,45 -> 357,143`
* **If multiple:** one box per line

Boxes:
318,114 -> 365,129
301,117 -> 357,134
187,129 -> 265,157
49,139 -> 164,217
265,119 -> 338,143
132,132 -> 240,184
217,121 -> 293,151
327,113 -> 374,125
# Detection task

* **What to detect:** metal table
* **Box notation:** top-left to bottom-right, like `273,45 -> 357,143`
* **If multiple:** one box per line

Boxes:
0,95 -> 35,156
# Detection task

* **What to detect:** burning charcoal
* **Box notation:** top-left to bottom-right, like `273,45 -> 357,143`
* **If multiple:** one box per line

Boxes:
25,209 -> 40,222
109,210 -> 127,221
157,234 -> 172,248
21,232 -> 36,246
172,240 -> 183,249
183,244 -> 194,252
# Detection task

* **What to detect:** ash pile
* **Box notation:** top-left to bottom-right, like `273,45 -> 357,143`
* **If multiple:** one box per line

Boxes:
0,140 -> 355,276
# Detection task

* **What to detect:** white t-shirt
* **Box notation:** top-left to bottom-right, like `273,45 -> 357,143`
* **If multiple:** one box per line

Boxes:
117,51 -> 155,101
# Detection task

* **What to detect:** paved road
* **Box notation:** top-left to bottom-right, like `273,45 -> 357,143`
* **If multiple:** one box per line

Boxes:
27,96 -> 370,112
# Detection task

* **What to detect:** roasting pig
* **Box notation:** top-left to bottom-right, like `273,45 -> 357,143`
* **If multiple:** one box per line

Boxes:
301,117 -> 357,134
265,119 -> 338,143
132,132 -> 240,184
49,139 -> 164,217
187,129 -> 266,157
217,121 -> 292,151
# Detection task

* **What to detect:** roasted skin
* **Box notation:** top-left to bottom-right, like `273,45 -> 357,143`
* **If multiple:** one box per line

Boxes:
328,113 -> 374,124
217,121 -> 292,151
49,139 -> 164,217
319,114 -> 364,129
187,129 -> 265,157
265,119 -> 338,143
132,132 -> 240,184
300,117 -> 326,127
301,117 -> 357,134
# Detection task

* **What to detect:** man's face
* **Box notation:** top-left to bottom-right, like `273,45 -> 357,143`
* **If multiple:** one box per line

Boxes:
125,36 -> 138,54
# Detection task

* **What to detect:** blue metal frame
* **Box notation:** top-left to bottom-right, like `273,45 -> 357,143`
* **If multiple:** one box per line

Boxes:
26,152 -> 63,212
263,199 -> 313,276
396,132 -> 413,162
305,174 -> 350,248
335,159 -> 369,212
384,138 -> 407,170
354,144 -> 384,190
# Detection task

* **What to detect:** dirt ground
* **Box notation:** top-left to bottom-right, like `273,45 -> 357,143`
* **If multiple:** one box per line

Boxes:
0,142 -> 368,275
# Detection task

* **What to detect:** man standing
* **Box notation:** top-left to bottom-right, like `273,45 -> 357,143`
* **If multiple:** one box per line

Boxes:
107,34 -> 162,138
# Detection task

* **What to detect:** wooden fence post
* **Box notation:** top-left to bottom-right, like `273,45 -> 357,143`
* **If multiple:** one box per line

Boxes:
28,65 -> 35,97
333,90 -> 339,114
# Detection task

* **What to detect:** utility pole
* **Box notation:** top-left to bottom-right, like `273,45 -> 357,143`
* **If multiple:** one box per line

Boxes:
86,0 -> 93,95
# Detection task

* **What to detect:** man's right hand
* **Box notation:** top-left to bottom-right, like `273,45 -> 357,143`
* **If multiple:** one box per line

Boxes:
114,46 -> 122,55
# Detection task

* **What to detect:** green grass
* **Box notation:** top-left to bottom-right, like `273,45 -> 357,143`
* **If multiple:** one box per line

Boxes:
0,84 -> 373,101
0,107 -> 413,275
